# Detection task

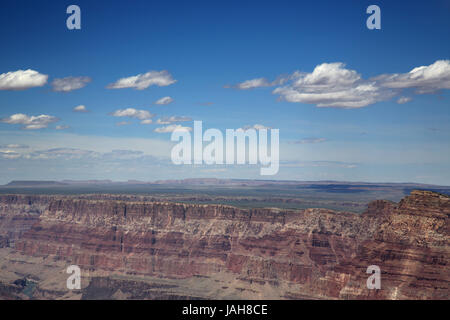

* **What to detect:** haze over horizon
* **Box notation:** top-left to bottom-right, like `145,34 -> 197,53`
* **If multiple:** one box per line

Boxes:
2,177 -> 450,188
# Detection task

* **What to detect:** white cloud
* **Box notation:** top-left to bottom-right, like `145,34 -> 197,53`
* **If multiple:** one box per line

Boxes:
110,108 -> 155,121
232,78 -> 271,89
169,116 -> 191,122
376,60 -> 450,93
226,74 -> 292,90
234,60 -> 449,108
273,63 -> 390,108
141,119 -> 153,124
156,119 -> 171,125
154,124 -> 192,133
397,96 -> 412,104
52,76 -> 91,92
0,69 -> 48,90
107,70 -> 176,90
73,105 -> 89,112
1,113 -> 59,130
156,116 -> 192,124
154,96 -> 174,105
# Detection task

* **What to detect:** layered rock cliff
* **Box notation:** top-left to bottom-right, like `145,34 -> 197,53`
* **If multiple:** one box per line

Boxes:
0,190 -> 448,299
0,195 -> 49,247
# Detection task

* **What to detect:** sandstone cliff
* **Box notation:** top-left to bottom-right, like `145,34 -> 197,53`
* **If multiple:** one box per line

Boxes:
0,190 -> 448,299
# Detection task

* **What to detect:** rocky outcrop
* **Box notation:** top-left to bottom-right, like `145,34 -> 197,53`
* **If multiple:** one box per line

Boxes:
0,195 -> 49,247
328,190 -> 449,299
0,191 -> 448,299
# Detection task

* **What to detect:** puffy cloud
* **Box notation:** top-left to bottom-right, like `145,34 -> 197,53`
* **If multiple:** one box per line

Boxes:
154,124 -> 192,133
156,116 -> 192,124
0,69 -> 48,90
397,96 -> 412,104
1,113 -> 59,130
141,119 -> 153,125
235,60 -> 449,108
376,60 -> 450,93
154,96 -> 174,105
107,70 -> 176,90
273,63 -> 390,108
292,137 -> 327,144
110,108 -> 155,121
51,76 -> 91,92
73,105 -> 88,112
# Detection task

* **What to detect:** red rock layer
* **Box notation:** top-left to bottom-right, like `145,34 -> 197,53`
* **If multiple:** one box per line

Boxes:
4,190 -> 450,299
0,195 -> 49,246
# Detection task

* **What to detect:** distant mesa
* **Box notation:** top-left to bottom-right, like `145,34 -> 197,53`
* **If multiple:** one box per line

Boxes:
2,178 -> 449,189
60,179 -> 114,185
5,181 -> 68,187
4,180 -> 118,187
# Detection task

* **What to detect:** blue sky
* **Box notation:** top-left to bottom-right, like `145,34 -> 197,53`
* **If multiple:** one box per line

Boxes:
0,0 -> 449,184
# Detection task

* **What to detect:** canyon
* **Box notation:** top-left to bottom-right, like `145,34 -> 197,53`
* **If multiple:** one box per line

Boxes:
0,190 -> 448,300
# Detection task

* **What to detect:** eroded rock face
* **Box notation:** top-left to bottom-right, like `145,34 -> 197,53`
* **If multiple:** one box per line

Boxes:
0,195 -> 49,247
0,191 -> 448,299
331,191 -> 450,299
